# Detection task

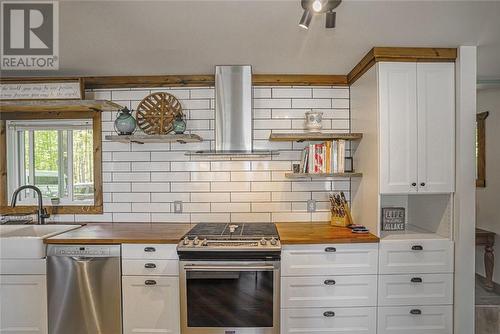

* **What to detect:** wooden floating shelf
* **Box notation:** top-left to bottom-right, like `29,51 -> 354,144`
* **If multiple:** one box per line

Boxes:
105,134 -> 203,144
269,133 -> 363,142
285,172 -> 363,179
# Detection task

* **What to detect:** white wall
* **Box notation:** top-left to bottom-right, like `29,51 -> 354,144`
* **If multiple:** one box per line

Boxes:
47,86 -> 351,224
475,87 -> 500,283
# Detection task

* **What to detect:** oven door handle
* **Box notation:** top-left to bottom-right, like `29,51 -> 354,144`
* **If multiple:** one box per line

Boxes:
184,265 -> 276,271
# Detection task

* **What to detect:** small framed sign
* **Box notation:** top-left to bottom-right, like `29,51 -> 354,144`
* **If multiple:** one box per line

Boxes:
381,207 -> 406,231
0,79 -> 83,100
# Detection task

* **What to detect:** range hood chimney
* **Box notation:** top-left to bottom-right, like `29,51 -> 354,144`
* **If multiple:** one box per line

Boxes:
186,65 -> 277,157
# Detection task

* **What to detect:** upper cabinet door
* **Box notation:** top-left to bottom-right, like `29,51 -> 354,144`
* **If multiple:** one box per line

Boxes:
379,62 -> 418,194
417,63 -> 455,193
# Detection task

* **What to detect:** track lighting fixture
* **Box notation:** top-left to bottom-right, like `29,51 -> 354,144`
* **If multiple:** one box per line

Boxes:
299,0 -> 341,29
299,9 -> 313,29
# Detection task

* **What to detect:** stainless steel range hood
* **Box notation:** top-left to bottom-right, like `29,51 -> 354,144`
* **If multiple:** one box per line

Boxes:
186,65 -> 277,157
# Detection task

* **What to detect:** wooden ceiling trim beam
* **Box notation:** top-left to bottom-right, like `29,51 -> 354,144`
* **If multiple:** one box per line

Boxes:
348,47 -> 457,85
82,74 -> 348,89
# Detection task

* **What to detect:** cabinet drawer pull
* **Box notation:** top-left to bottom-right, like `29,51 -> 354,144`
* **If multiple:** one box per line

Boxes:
411,245 -> 423,251
144,247 -> 156,252
324,279 -> 336,285
410,309 -> 422,315
323,311 -> 335,317
324,247 -> 337,253
145,280 -> 157,286
411,182 -> 417,187
411,277 -> 423,283
420,182 -> 426,186
144,263 -> 157,269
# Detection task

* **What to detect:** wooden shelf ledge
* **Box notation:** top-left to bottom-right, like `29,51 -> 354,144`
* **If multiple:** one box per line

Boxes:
105,134 -> 203,144
269,132 -> 363,142
285,172 -> 362,179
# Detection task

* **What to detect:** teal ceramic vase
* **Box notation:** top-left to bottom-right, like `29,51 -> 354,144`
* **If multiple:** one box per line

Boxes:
173,114 -> 187,134
114,107 -> 136,135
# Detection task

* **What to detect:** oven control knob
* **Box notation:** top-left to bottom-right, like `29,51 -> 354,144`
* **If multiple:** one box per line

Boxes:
260,238 -> 267,246
202,239 -> 208,246
183,237 -> 190,245
193,237 -> 200,245
270,237 -> 278,246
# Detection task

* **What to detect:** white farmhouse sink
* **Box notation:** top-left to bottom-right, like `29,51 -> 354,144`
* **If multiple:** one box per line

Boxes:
0,225 -> 82,259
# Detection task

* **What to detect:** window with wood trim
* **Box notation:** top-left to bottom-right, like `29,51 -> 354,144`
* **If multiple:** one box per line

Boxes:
0,110 -> 102,215
476,111 -> 489,187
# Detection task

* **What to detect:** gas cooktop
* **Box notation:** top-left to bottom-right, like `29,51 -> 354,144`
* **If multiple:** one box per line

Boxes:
177,223 -> 280,252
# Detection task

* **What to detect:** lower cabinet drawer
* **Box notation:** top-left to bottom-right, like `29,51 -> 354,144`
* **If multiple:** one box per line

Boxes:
281,275 -> 377,308
281,307 -> 376,334
122,276 -> 180,334
122,259 -> 179,276
378,273 -> 453,306
378,306 -> 452,334
122,244 -> 178,260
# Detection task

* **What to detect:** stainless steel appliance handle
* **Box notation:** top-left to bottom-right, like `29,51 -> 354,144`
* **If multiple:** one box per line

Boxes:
70,256 -> 96,262
184,264 -> 276,271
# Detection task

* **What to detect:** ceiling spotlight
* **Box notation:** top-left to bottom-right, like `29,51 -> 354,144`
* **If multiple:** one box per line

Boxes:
312,0 -> 323,12
299,9 -> 313,29
325,10 -> 336,28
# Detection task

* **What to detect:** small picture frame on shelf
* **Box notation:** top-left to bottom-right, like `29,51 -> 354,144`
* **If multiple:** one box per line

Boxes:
344,157 -> 353,173
381,207 -> 406,231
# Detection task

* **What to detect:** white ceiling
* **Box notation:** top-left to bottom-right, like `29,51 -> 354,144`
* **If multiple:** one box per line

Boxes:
4,0 -> 500,79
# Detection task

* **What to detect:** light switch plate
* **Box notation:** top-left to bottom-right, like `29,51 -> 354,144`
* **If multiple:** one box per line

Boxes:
173,201 -> 183,213
307,199 -> 316,212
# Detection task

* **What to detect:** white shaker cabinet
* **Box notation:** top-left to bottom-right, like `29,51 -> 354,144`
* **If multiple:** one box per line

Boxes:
379,62 -> 455,194
121,244 -> 180,334
0,275 -> 47,333
122,276 -> 180,334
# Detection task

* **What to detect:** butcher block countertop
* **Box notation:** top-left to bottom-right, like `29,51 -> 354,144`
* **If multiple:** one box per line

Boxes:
275,222 -> 379,244
44,222 -> 378,244
44,223 -> 192,244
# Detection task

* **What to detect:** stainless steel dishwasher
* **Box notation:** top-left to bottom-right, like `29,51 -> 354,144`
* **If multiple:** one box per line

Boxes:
47,244 -> 121,334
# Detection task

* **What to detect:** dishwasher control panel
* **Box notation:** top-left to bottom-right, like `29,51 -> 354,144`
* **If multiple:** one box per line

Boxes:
47,245 -> 121,257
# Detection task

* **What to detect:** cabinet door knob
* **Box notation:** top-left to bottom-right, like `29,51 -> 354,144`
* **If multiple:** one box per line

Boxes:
411,245 -> 423,251
144,280 -> 157,286
410,309 -> 422,315
420,182 -> 426,186
324,279 -> 336,285
324,247 -> 337,252
144,247 -> 156,252
411,277 -> 423,283
144,263 -> 156,269
323,311 -> 335,317
411,182 -> 417,187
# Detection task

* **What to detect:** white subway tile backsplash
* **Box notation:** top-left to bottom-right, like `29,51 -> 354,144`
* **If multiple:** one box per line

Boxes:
77,86 -> 351,224
191,192 -> 230,203
211,203 -> 250,213
211,182 -> 251,192
231,192 -> 271,202
131,183 -> 170,192
151,192 -> 190,203
254,99 -> 291,109
312,88 -> 349,99
231,171 -> 271,182
231,213 -> 270,223
211,161 -> 250,171
113,192 -> 150,202
272,88 -> 311,98
171,182 -> 210,192
292,99 -> 331,109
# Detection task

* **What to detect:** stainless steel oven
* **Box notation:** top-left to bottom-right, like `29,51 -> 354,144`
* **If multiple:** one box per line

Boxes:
179,260 -> 280,334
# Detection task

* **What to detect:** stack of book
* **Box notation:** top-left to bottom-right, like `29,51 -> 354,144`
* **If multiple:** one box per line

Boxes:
299,140 -> 346,174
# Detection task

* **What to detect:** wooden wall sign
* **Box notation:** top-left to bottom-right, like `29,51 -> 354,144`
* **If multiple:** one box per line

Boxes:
381,207 -> 406,231
0,80 -> 83,100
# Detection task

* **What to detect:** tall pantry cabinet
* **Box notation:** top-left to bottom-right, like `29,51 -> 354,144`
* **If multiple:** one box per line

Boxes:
379,62 -> 455,194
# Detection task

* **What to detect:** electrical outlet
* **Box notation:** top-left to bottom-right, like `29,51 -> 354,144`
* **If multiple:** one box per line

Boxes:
307,199 -> 316,212
173,201 -> 183,213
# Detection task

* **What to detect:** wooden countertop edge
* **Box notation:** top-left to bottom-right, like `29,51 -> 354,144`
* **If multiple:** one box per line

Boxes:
279,237 -> 379,245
